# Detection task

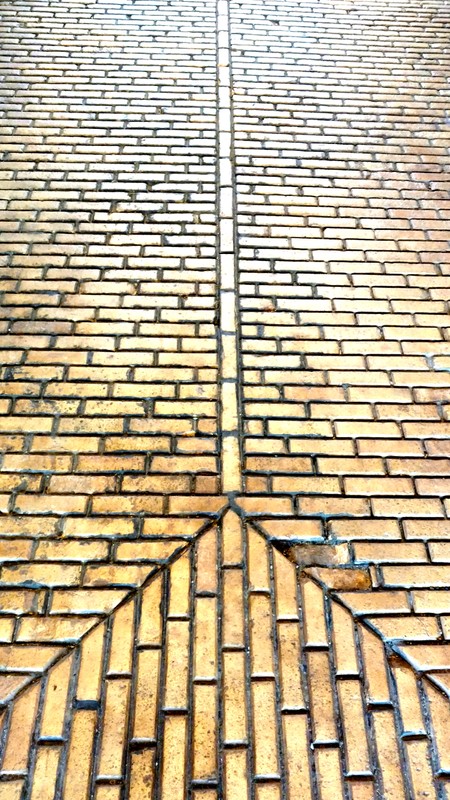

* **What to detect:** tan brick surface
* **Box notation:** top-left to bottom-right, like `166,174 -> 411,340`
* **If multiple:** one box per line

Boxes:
2,0 -> 450,794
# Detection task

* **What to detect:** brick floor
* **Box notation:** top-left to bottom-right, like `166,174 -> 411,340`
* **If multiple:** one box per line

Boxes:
1,0 -> 450,795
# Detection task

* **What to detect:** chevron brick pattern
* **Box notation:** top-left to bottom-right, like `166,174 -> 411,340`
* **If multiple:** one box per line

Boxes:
1,514 -> 450,798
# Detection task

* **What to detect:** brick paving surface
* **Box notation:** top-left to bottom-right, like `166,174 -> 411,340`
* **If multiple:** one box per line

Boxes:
1,0 -> 450,795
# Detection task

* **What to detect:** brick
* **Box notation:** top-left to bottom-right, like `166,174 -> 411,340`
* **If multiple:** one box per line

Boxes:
77,455 -> 145,473
273,476 -> 340,494
372,497 -> 444,517
310,403 -> 373,420
335,422 -> 401,439
2,454 -> 72,473
427,441 -> 450,456
105,436 -> 171,452
357,439 -> 424,456
429,542 -> 450,562
413,591 -> 450,613
17,617 -> 98,643
237,497 -> 293,515
329,519 -> 401,540
245,456 -> 312,473
84,565 -> 151,587
403,423 -> 450,439
290,439 -> 355,455
387,458 -> 450,476
35,541 -> 108,561
91,495 -> 164,514
344,477 -> 414,495
317,458 -> 384,475
404,520 -> 450,540
383,566 -> 450,588
338,590 -> 410,616
298,497 -> 370,517
14,495 -> 88,515
0,540 -> 33,561
122,475 -> 191,493
1,563 -> 80,586
268,420 -> 332,437
258,519 -> 323,540
63,517 -> 135,538
353,542 -> 427,563
48,475 -> 115,494
0,474 -> 41,492
151,455 -> 217,473
416,478 -> 450,496
31,436 -> 100,453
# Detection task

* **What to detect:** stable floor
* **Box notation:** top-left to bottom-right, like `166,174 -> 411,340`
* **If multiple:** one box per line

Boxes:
1,0 -> 450,796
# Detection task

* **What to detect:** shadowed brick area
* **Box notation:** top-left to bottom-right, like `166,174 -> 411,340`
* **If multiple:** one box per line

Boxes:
1,0 -> 450,795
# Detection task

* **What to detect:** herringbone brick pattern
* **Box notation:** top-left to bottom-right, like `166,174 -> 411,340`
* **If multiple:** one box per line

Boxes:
1,0 -> 450,795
